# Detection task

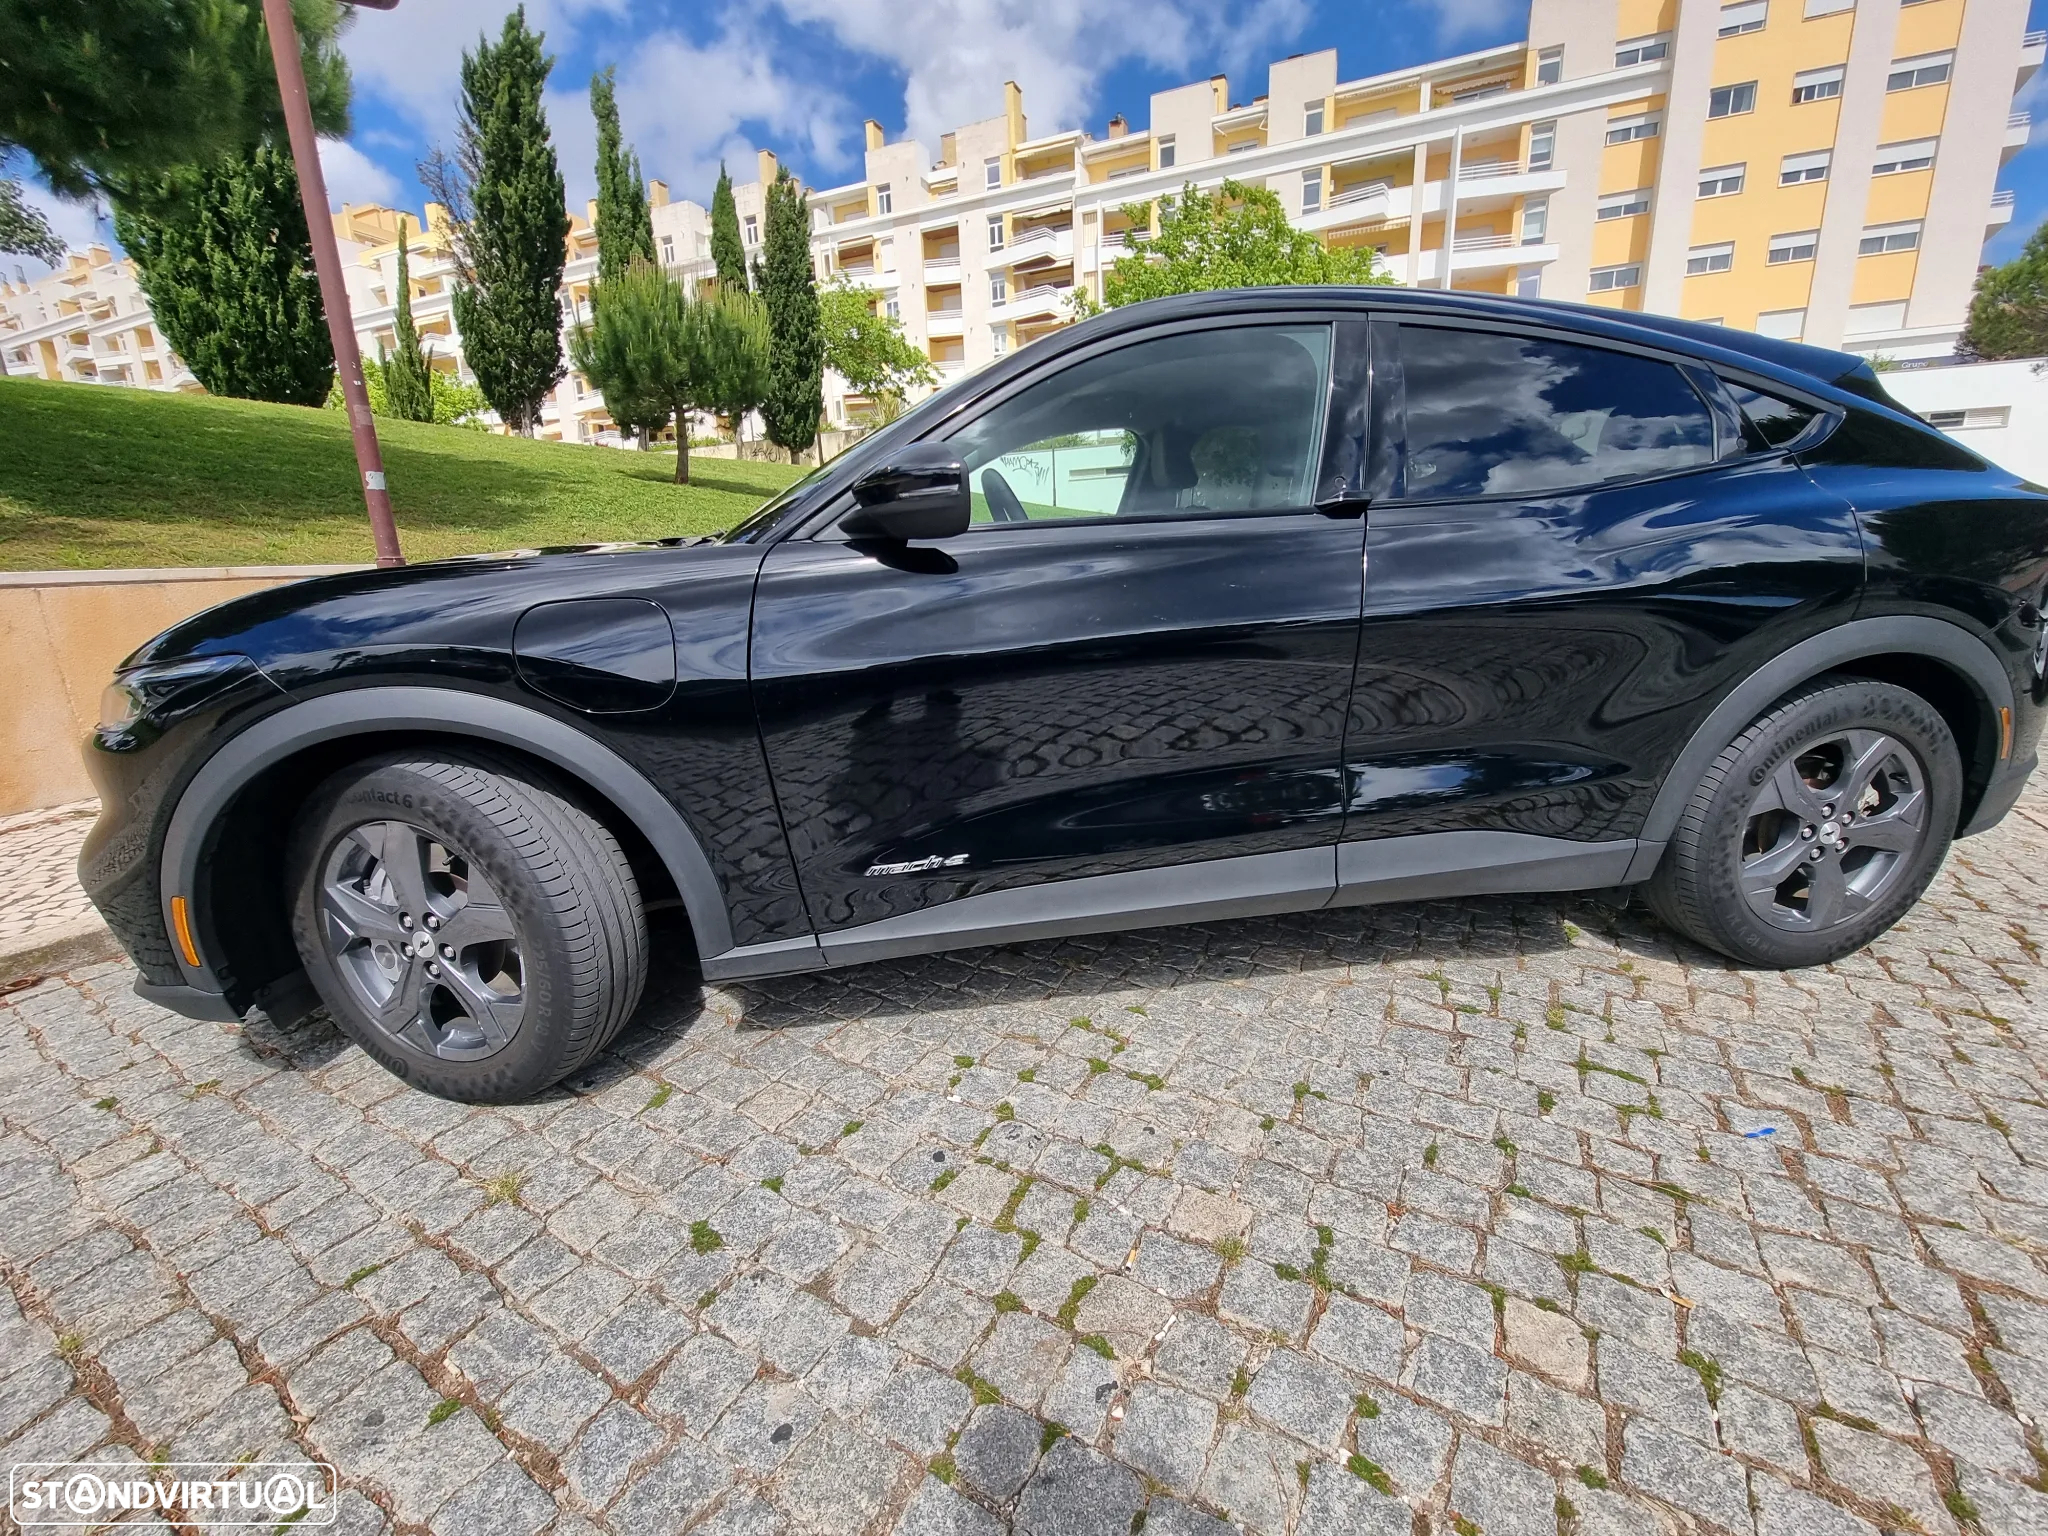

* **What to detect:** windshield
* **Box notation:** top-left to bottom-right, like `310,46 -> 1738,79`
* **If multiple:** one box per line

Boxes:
719,367 -> 990,542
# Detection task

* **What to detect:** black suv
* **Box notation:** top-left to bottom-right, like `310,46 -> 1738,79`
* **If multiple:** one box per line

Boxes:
80,288 -> 2048,1101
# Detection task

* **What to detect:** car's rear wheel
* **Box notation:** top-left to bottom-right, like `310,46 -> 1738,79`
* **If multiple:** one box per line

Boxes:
288,750 -> 647,1102
1647,677 -> 1961,968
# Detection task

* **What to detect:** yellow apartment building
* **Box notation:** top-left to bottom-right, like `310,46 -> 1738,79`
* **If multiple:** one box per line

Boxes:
804,0 -> 2041,415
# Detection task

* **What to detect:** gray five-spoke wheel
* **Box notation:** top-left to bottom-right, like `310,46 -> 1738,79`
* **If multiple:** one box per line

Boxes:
318,820 -> 523,1061
1738,728 -> 1928,933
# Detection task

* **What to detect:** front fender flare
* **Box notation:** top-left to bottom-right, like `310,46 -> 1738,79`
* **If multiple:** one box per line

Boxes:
1626,615 -> 2015,880
159,685 -> 736,998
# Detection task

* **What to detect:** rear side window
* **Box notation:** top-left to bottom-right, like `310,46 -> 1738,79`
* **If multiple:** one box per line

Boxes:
1396,327 -> 1715,498
1723,380 -> 1820,449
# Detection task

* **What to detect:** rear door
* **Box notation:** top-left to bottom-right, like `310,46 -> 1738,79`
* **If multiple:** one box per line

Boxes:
1340,317 -> 1865,886
749,315 -> 1369,954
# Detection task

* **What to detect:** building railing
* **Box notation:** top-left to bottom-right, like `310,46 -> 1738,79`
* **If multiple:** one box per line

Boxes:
928,303 -> 965,318
1992,189 -> 2017,209
1456,159 -> 1525,180
1452,233 -> 1515,251
2011,112 -> 2033,131
1327,180 -> 1392,209
2025,28 -> 2046,45
1007,225 -> 1070,257
923,257 -> 962,280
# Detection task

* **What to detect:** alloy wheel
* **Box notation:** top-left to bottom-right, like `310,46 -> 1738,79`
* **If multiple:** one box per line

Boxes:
1737,729 -> 1928,933
318,820 -> 524,1060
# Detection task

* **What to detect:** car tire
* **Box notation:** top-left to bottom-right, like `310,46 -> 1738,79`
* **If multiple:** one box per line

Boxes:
287,750 -> 647,1102
1646,676 -> 1961,969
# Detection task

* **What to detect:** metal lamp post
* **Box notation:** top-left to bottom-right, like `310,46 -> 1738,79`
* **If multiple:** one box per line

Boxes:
260,0 -> 405,566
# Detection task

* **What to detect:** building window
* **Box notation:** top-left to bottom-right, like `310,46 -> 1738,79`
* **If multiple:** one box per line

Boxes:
1780,149 -> 1831,185
1537,46 -> 1563,84
989,271 -> 1007,303
1301,168 -> 1323,214
1858,221 -> 1922,254
659,235 -> 675,264
984,157 -> 1002,189
1521,196 -> 1549,243
1925,406 -> 2008,430
1792,66 -> 1844,103
1686,242 -> 1736,275
1588,263 -> 1641,291
1888,52 -> 1952,91
1698,163 -> 1747,197
1719,1 -> 1769,36
1756,308 -> 1806,339
1708,82 -> 1758,118
1768,230 -> 1819,264
885,296 -> 900,321
1597,188 -> 1652,220
1226,138 -> 1258,154
1804,0 -> 1854,15
991,327 -> 1009,357
877,183 -> 893,214
1158,134 -> 1176,169
743,214 -> 758,245
1304,103 -> 1325,136
1872,139 -> 1937,175
1605,114 -> 1660,144
1516,270 -> 1543,297
987,214 -> 1005,251
1615,35 -> 1669,66
1528,121 -> 1556,168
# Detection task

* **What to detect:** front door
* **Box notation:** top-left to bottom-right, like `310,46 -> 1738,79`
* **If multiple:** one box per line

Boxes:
750,318 -> 1367,956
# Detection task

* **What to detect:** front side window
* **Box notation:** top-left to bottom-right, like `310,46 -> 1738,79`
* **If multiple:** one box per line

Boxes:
1709,81 -> 1758,117
947,325 -> 1332,524
1396,328 -> 1714,499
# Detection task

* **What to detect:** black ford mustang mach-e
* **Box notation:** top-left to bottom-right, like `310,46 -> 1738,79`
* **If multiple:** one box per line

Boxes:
79,287 -> 2048,1101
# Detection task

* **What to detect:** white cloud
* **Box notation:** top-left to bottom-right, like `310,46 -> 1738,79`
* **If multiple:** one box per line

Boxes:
765,0 -> 1309,155
317,138 -> 402,211
4,179 -> 111,280
1409,0 -> 1522,45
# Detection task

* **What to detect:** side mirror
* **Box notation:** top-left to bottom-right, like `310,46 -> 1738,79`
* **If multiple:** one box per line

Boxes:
841,443 -> 972,541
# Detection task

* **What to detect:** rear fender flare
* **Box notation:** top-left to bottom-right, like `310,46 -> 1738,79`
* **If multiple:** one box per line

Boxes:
159,685 -> 736,995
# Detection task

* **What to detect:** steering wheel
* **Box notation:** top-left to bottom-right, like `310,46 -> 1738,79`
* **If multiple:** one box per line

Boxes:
980,468 -> 1029,524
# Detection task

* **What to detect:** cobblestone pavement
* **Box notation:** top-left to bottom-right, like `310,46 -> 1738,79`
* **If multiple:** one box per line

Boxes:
6,784 -> 2048,1536
0,800 -> 97,945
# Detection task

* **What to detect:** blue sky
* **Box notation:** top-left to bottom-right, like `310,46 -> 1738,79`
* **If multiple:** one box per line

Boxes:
11,0 -> 2048,275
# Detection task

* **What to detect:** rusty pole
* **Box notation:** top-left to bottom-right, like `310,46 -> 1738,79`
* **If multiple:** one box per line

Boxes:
260,0 -> 404,566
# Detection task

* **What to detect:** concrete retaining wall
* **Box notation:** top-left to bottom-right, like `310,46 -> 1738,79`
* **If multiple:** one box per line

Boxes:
0,566 -> 358,817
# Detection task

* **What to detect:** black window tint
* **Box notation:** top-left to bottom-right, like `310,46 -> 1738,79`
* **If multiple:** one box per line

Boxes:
1723,381 -> 1820,449
1397,328 -> 1715,499
947,326 -> 1331,523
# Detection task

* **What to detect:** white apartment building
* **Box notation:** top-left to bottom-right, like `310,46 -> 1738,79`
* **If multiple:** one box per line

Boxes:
0,247 -> 197,391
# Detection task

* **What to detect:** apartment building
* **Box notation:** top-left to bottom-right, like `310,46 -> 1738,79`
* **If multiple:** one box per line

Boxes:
0,247 -> 197,391
805,0 -> 2042,409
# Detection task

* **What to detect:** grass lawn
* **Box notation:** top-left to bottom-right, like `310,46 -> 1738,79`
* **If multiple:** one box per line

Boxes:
0,376 -> 808,570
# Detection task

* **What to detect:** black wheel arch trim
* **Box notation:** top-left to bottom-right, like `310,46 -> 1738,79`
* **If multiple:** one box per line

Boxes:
1628,615 -> 2014,879
158,685 -> 736,998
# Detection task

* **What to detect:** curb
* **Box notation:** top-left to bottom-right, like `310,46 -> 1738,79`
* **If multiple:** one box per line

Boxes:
0,917 -> 124,988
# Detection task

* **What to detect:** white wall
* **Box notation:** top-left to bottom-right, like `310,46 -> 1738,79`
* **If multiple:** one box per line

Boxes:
1881,359 -> 2048,485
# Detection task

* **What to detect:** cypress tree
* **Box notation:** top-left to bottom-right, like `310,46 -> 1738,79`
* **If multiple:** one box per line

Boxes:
590,65 -> 653,289
759,168 -> 822,457
383,213 -> 436,422
447,8 -> 569,435
113,141 -> 332,405
710,161 -> 747,291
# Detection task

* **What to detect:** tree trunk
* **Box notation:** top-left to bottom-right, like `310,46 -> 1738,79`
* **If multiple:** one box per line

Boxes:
673,407 -> 690,484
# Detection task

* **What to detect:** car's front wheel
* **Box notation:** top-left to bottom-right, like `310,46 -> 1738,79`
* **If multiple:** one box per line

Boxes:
1647,677 -> 1961,968
287,750 -> 647,1102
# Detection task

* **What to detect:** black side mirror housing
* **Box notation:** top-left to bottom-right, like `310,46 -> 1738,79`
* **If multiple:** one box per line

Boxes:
841,443 -> 973,541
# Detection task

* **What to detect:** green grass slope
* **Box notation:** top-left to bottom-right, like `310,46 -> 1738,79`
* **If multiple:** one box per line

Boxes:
0,376 -> 806,570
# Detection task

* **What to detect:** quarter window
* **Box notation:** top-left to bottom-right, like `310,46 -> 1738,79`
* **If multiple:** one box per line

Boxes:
1724,381 -> 1820,447
947,326 -> 1332,524
1396,328 -> 1714,499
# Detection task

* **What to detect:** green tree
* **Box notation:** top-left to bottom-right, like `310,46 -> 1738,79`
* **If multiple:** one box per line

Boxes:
709,161 -> 747,291
569,262 -> 768,482
759,168 -> 823,457
2,0 -> 350,197
820,277 -> 936,418
1,181 -> 65,264
327,354 -> 487,427
1959,220 -> 2048,363
1091,179 -> 1390,311
432,8 -> 570,436
113,142 -> 332,404
382,214 -> 435,422
589,65 -> 653,290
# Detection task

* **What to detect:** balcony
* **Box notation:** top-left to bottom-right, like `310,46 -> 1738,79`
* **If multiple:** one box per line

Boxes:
1400,240 -> 1559,284
837,263 -> 898,290
926,306 -> 966,339
992,283 -> 1073,321
2008,112 -> 2032,156
1991,188 -> 2017,228
1005,225 -> 1074,267
2022,29 -> 2045,89
1298,181 -> 1393,233
923,256 -> 962,283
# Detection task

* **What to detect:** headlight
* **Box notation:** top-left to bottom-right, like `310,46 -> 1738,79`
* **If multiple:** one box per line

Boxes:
97,654 -> 255,733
